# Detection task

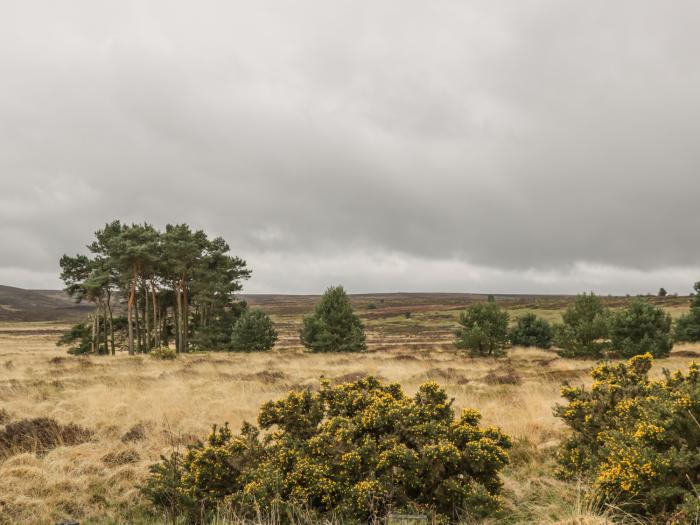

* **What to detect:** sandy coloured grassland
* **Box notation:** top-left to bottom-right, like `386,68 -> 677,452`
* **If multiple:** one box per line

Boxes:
0,300 -> 698,524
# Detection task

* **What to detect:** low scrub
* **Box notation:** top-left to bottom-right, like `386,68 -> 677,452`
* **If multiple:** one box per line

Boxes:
608,299 -> 672,358
143,377 -> 511,524
554,293 -> 609,358
556,353 -> 700,521
509,313 -> 553,349
0,417 -> 92,456
230,309 -> 278,352
150,346 -> 177,360
675,281 -> 700,343
454,302 -> 509,357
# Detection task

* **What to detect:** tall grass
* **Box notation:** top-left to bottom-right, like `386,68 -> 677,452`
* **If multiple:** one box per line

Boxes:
1,325 -> 699,524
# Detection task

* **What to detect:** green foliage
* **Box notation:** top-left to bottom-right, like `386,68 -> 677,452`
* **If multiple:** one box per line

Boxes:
230,309 -> 278,352
556,353 -> 700,519
143,377 -> 511,524
59,220 -> 251,355
150,346 -> 177,360
675,282 -> 700,343
658,287 -> 668,297
190,302 -> 247,351
56,323 -> 93,355
554,293 -> 609,358
454,302 -> 509,356
142,423 -> 263,523
609,299 -> 672,358
508,313 -> 553,349
300,286 -> 366,353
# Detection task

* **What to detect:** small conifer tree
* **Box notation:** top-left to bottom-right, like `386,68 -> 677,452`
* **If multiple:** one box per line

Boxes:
300,286 -> 366,352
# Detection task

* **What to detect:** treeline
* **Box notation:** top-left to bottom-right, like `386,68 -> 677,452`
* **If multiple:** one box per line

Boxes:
58,221 -> 264,355
454,284 -> 700,359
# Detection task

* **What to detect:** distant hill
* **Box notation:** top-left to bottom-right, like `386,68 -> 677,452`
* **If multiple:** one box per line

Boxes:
0,285 -> 94,322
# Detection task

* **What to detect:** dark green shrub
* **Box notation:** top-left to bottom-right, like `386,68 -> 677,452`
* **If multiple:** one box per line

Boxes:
509,313 -> 553,349
230,309 -> 278,352
675,282 -> 700,343
554,293 -> 609,358
556,354 -> 700,519
366,302 -> 377,310
191,303 -> 247,351
454,302 -> 509,357
300,286 -> 366,353
57,323 -> 93,355
609,299 -> 672,358
143,377 -> 511,524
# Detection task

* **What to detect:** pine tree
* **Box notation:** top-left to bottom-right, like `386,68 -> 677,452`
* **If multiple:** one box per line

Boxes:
231,309 -> 277,352
300,286 -> 366,353
454,302 -> 509,356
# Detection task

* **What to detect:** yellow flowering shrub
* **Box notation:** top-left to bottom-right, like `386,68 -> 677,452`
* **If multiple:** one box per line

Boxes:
143,377 -> 511,523
556,353 -> 700,519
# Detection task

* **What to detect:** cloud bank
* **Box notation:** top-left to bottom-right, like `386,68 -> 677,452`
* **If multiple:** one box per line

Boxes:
1,1 -> 699,294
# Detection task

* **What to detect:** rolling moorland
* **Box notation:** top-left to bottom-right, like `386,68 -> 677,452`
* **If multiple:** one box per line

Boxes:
1,289 -> 699,524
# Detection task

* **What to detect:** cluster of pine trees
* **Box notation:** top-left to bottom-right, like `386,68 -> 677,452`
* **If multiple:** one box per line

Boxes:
59,221 -> 252,355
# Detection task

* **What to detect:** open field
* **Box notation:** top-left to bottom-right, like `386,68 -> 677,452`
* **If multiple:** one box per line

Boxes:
0,294 -> 698,524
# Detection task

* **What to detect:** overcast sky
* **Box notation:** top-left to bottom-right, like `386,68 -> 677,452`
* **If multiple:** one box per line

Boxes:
1,1 -> 699,294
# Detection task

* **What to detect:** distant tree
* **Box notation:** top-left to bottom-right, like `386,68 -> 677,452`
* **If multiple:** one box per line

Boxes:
554,293 -> 609,358
658,287 -> 668,297
454,302 -> 509,357
609,299 -> 672,358
366,303 -> 377,310
231,309 -> 278,352
509,313 -> 553,349
675,282 -> 700,343
300,286 -> 366,353
487,295 -> 495,303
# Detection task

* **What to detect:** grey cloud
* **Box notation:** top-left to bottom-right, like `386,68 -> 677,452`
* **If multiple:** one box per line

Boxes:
1,0 -> 699,293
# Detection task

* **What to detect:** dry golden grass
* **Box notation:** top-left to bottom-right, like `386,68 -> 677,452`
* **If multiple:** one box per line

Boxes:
1,322 -> 699,524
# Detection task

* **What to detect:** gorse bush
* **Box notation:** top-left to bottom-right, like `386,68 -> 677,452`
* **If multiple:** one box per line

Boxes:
230,309 -> 278,352
555,354 -> 700,521
508,313 -> 553,349
300,286 -> 366,353
609,299 -> 672,358
454,302 -> 509,357
143,377 -> 511,524
554,293 -> 609,358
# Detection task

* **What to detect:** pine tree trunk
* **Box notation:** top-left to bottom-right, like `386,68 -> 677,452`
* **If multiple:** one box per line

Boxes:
175,285 -> 182,353
107,294 -> 115,355
151,281 -> 158,348
127,267 -> 136,355
134,286 -> 142,353
102,301 -> 108,354
91,312 -> 97,354
180,274 -> 188,352
144,285 -> 150,352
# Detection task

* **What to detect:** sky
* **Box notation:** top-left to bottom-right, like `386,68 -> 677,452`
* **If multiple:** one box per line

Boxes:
1,1 -> 699,295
